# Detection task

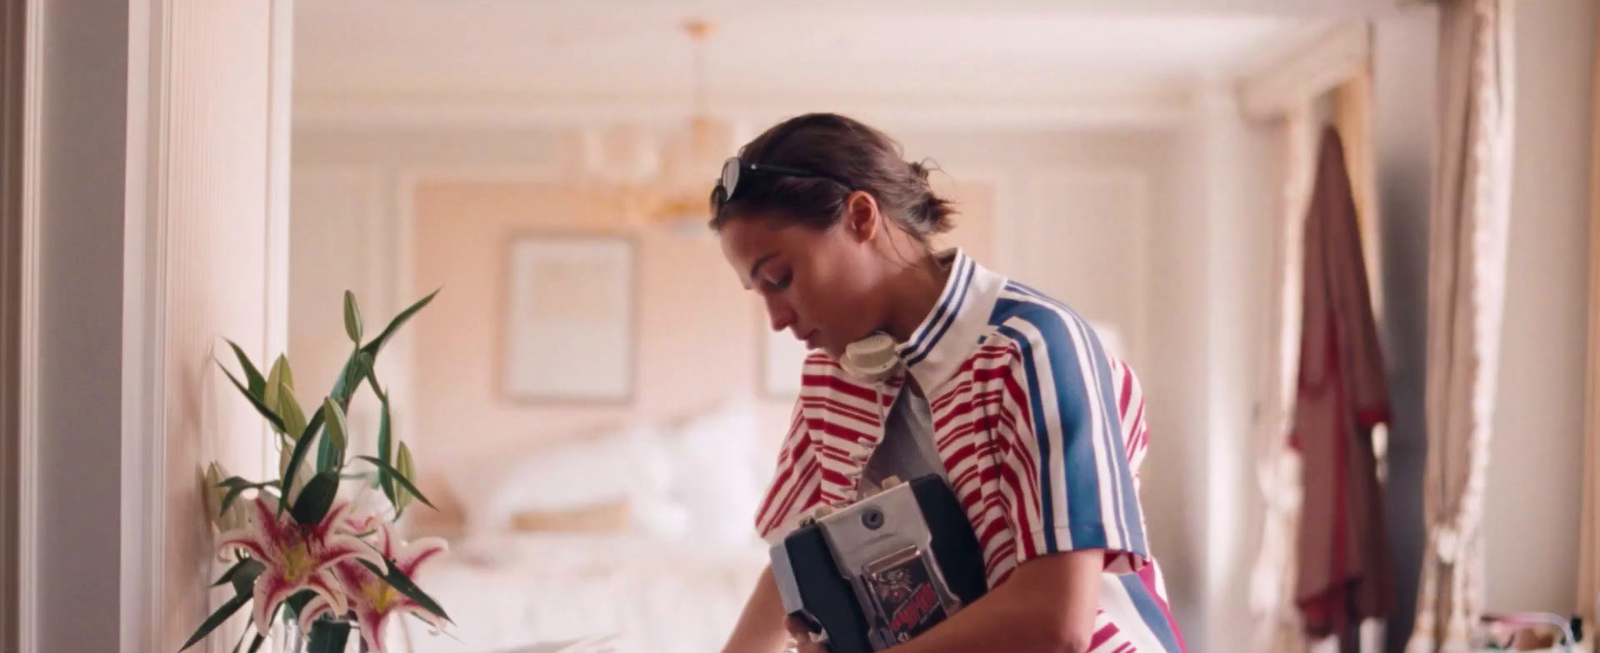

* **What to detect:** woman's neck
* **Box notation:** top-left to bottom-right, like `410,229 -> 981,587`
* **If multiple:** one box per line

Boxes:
881,247 -> 952,344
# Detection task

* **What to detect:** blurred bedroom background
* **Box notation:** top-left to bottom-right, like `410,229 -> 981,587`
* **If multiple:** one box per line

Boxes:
280,2 -> 1598,653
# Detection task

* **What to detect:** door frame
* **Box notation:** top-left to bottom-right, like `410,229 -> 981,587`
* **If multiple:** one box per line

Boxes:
1,1 -> 40,651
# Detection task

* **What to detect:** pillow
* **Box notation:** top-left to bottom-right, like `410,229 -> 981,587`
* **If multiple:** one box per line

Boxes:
511,500 -> 631,533
464,420 -> 686,538
666,398 -> 768,549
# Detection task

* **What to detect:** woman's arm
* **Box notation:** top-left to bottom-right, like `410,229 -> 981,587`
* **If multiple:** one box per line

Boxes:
722,565 -> 794,653
880,549 -> 1103,653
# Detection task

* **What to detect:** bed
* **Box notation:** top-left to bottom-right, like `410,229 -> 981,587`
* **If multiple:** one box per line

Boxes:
402,399 -> 782,653
405,533 -> 767,653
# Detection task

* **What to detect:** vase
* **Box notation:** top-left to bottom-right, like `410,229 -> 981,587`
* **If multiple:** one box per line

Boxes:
278,615 -> 365,653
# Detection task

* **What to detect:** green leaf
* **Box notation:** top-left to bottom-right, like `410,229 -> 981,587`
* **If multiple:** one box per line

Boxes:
355,455 -> 435,511
283,589 -> 317,621
218,479 -> 279,516
343,290 -> 364,343
214,475 -> 257,489
263,357 -> 284,419
278,355 -> 296,392
329,347 -> 369,407
178,591 -> 250,652
290,470 -> 340,526
225,339 -> 267,399
320,352 -> 370,471
308,619 -> 352,653
361,558 -> 452,623
361,289 -> 439,358
300,403 -> 326,442
278,392 -> 307,442
280,406 -> 324,515
377,396 -> 395,504
319,398 -> 348,472
395,443 -> 418,513
210,557 -> 264,591
220,366 -> 286,434
365,362 -> 388,401
227,558 -> 266,596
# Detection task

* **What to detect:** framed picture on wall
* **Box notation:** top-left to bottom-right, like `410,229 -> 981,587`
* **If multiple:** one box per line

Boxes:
503,235 -> 634,402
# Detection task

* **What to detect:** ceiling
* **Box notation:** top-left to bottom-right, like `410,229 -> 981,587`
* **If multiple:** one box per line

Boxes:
293,1 -> 1377,129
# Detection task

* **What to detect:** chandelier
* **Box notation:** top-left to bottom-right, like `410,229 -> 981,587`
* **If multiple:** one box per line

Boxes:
564,20 -> 741,229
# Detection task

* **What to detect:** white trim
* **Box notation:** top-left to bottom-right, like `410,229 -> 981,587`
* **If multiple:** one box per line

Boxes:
121,0 -> 170,651
1238,21 -> 1372,121
264,0 -> 294,477
15,0 -> 42,651
294,92 -> 1192,133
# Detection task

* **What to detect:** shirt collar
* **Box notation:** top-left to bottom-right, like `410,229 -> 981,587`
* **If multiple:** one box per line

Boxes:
894,249 -> 1003,391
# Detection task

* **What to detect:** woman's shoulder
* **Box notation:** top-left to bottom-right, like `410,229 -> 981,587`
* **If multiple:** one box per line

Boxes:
985,282 -> 1102,353
980,280 -> 1140,378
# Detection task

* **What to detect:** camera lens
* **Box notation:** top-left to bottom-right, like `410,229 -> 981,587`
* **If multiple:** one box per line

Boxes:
862,507 -> 884,530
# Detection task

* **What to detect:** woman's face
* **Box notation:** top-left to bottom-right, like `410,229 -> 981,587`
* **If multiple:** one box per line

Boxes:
719,205 -> 887,359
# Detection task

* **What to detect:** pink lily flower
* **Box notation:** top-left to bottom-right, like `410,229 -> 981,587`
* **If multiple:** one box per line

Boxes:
298,524 -> 447,652
217,496 -> 384,634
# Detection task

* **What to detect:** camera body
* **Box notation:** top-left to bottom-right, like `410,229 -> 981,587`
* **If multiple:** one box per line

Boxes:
769,474 -> 988,653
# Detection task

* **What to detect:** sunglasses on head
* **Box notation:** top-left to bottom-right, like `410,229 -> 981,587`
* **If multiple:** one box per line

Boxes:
708,156 -> 854,219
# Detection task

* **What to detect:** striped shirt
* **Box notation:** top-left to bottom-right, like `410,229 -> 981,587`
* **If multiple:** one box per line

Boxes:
755,250 -> 1187,653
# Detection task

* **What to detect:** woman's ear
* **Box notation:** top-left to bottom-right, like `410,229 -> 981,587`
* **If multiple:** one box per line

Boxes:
844,191 -> 880,243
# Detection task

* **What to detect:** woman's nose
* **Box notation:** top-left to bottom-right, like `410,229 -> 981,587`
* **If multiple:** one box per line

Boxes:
765,296 -> 796,332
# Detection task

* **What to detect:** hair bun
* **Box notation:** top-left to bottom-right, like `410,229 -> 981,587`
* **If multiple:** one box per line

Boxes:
908,159 -> 932,182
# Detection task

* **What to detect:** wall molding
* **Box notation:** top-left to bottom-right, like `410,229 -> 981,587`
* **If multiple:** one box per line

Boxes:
120,0 -> 171,650
294,91 -> 1193,133
1238,21 -> 1372,121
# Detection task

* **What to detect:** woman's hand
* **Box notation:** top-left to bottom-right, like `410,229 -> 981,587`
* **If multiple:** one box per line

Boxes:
784,617 -> 831,653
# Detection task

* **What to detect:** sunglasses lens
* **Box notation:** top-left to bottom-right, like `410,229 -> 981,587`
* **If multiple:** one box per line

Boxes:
721,158 -> 741,197
709,186 -> 725,218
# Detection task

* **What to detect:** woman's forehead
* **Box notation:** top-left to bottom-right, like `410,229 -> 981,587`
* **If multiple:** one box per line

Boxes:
721,216 -> 808,257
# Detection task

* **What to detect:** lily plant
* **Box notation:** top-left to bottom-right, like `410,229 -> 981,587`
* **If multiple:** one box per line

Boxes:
181,290 -> 450,653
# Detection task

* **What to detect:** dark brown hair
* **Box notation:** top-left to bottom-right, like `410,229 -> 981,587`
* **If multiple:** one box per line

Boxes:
708,113 -> 954,241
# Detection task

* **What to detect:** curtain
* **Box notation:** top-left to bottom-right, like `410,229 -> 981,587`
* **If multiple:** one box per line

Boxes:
1578,0 -> 1600,626
1406,1 -> 1516,651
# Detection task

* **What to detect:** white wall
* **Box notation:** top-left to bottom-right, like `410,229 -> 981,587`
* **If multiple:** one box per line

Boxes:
27,2 -> 290,652
1372,7 -> 1438,652
1150,85 -> 1278,652
1485,0 -> 1596,615
152,3 -> 291,651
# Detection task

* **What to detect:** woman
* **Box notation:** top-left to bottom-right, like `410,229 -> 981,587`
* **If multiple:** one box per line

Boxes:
713,113 -> 1185,653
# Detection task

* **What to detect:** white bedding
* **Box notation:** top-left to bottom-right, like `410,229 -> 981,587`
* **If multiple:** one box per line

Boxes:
404,533 -> 768,653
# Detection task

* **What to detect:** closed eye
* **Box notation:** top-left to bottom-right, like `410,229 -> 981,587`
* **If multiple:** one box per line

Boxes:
763,271 -> 793,292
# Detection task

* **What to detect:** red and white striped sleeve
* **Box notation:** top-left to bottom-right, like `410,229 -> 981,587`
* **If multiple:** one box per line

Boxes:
753,399 -> 823,546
